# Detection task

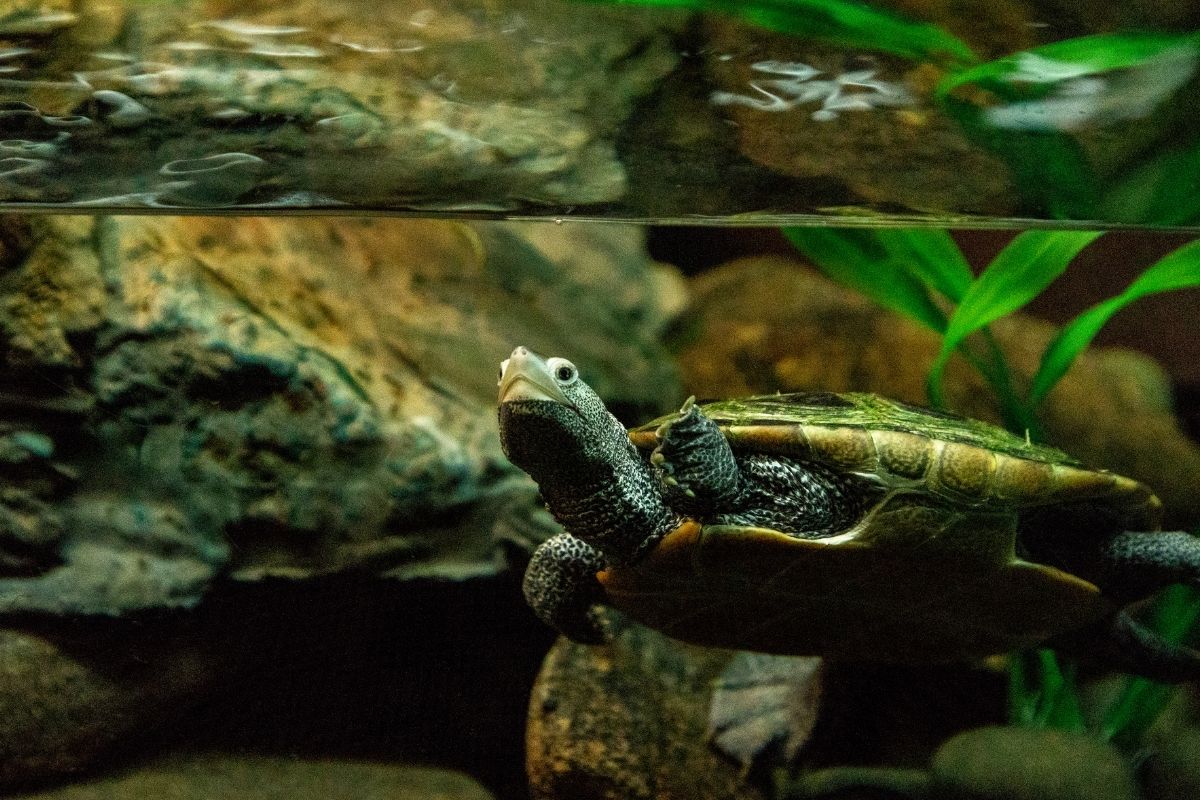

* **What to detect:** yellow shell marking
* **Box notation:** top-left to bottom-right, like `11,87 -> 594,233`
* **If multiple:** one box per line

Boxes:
872,430 -> 932,479
1050,464 -> 1119,500
991,455 -> 1054,501
935,442 -> 997,498
802,426 -> 878,470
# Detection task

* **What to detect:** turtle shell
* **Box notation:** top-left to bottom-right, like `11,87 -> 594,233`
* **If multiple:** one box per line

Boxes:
604,392 -> 1163,661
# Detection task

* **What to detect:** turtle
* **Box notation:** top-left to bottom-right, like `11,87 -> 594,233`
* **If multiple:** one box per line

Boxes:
497,346 -> 1200,680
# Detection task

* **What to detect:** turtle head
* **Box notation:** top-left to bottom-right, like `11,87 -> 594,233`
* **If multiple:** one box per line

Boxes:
497,346 -> 628,489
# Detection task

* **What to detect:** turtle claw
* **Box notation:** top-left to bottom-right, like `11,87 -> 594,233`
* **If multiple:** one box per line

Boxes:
651,396 -> 740,514
655,396 -> 700,444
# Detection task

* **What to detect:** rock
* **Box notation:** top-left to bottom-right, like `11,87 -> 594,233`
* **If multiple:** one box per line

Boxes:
10,752 -> 493,800
675,256 -> 1200,529
526,614 -> 804,800
0,622 -> 227,785
0,214 -> 679,784
0,0 -> 685,209
931,726 -> 1138,800
1144,726 -> 1200,800
0,215 -> 678,613
702,22 -> 1018,218
0,1 -> 76,35
1142,683 -> 1200,800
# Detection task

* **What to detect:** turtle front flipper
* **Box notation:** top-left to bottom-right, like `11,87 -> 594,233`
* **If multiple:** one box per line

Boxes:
523,533 -> 609,644
651,396 -> 741,516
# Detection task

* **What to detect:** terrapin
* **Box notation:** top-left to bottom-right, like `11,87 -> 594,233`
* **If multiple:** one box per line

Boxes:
498,347 -> 1200,679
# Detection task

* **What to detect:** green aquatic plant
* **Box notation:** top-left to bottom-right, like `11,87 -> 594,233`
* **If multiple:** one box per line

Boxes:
784,226 -> 1200,740
936,31 -> 1200,222
573,0 -> 977,63
782,228 -> 1100,436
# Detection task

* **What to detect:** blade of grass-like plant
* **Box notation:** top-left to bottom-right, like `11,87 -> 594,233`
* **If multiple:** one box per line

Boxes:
1101,142 -> 1200,226
785,228 -> 1036,431
869,229 -> 973,302
1009,649 -> 1085,731
1103,585 -> 1200,746
935,31 -> 1200,220
574,0 -> 978,63
1030,239 -> 1200,406
927,231 -> 1102,407
783,228 -> 948,332
936,30 -> 1200,102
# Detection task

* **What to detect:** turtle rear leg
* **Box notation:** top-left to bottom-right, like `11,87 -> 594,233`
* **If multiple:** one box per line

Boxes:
651,396 -> 741,516
523,533 -> 608,644
1096,530 -> 1200,600
1061,612 -> 1200,683
1064,529 -> 1200,682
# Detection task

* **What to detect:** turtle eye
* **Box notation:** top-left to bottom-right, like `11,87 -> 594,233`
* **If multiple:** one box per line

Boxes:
549,358 -> 578,385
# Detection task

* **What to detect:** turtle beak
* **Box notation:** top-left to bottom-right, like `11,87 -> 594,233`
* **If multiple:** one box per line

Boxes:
498,347 -> 576,411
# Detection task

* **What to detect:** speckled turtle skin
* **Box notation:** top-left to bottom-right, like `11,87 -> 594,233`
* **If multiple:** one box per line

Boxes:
498,348 -> 1200,679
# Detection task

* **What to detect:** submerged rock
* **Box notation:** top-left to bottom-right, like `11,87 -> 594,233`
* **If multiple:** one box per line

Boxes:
10,752 -> 493,800
0,214 -> 679,784
0,215 -> 677,614
1145,727 -> 1200,800
931,726 -> 1138,800
702,24 -> 1018,218
676,256 -> 1200,529
0,623 -> 226,786
0,0 -> 685,209
526,614 -> 802,800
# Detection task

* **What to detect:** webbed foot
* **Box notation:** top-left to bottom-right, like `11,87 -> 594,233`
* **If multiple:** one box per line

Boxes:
523,533 -> 609,644
651,396 -> 740,515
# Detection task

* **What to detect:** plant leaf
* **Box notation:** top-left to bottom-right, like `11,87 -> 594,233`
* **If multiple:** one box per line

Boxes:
1101,142 -> 1200,225
869,229 -> 973,301
935,30 -> 1200,220
783,228 -> 947,332
927,231 -> 1101,406
936,30 -> 1200,102
574,0 -> 978,63
1030,239 -> 1200,405
1103,585 -> 1200,746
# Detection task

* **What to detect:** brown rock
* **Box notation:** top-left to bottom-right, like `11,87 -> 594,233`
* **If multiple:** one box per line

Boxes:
10,751 -> 493,800
703,22 -> 1017,217
0,214 -> 680,785
0,0 -> 686,209
676,256 -> 1200,529
527,617 -> 772,800
0,623 -> 226,785
1144,726 -> 1200,800
932,726 -> 1138,800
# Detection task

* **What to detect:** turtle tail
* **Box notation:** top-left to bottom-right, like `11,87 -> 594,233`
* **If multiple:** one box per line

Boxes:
1100,612 -> 1200,683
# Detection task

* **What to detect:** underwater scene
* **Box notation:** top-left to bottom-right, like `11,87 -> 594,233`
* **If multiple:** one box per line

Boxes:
0,2 -> 1197,800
